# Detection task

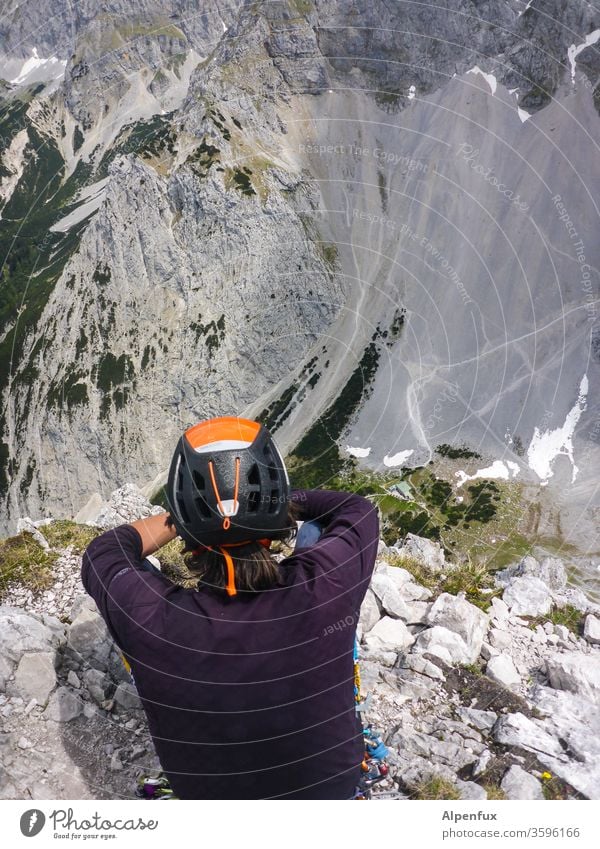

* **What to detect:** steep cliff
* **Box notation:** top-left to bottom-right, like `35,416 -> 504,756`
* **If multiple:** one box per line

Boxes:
1,0 -> 599,551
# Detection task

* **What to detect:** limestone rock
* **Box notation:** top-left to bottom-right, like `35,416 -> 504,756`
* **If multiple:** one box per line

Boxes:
502,577 -> 553,617
359,589 -> 381,633
545,652 -> 600,705
492,713 -> 565,759
500,764 -> 544,800
44,687 -> 82,722
364,616 -> 415,653
413,625 -> 475,664
84,668 -> 111,704
583,614 -> 600,646
456,779 -> 487,800
394,534 -> 446,572
486,654 -> 521,691
425,594 -> 489,662
114,682 -> 142,711
0,606 -> 61,664
12,652 -> 57,706
67,608 -> 110,659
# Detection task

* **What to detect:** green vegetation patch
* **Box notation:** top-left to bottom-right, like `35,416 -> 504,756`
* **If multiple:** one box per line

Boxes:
405,775 -> 461,800
436,443 -> 482,460
42,520 -> 101,552
287,336 -> 381,489
525,604 -> 585,637
0,532 -> 58,599
189,314 -> 225,356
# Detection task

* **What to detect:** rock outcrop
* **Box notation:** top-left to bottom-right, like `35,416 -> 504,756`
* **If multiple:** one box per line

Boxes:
1,485 -> 600,800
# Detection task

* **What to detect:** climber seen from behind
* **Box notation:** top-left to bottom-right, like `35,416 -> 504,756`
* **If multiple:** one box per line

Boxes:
81,416 -> 379,799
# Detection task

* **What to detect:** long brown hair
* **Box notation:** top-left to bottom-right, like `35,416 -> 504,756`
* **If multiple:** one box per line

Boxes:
179,501 -> 302,595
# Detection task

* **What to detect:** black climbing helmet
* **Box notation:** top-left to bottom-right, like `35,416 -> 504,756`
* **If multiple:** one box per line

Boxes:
166,416 -> 291,548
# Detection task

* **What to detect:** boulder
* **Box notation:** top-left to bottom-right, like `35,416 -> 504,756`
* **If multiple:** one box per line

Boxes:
500,765 -> 544,800
472,749 -> 492,777
16,517 -> 50,550
382,565 -> 413,588
495,555 -> 567,592
545,652 -> 600,705
528,685 -> 600,799
44,686 -> 82,722
492,713 -> 565,759
485,654 -> 521,691
403,601 -> 431,625
114,682 -> 142,711
84,668 -> 111,704
583,614 -> 600,646
12,652 -> 57,706
380,586 -> 411,620
490,597 -> 509,621
502,577 -> 553,616
398,581 -> 432,601
398,652 -> 445,680
413,625 -> 475,664
425,593 -> 489,661
395,534 -> 446,572
67,608 -> 110,660
456,779 -> 487,800
364,616 -> 415,653
457,707 -> 497,732
0,606 -> 61,664
359,589 -> 381,633
489,628 -> 512,650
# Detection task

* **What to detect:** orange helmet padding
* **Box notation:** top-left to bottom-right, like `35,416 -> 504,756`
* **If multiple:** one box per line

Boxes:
184,417 -> 261,452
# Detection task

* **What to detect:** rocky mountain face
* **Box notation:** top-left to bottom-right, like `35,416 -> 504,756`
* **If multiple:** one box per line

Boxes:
0,1 -> 599,544
1,485 -> 600,800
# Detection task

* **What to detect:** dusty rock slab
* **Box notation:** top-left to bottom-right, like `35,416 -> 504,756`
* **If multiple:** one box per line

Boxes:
44,687 -> 82,722
502,577 -> 553,617
12,652 -> 56,706
545,652 -> 600,705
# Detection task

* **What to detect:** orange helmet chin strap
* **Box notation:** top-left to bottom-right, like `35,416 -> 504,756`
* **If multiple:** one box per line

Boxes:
219,547 -> 237,597
191,539 -> 272,598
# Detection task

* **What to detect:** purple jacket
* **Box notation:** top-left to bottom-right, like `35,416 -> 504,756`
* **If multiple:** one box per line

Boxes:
81,489 -> 379,799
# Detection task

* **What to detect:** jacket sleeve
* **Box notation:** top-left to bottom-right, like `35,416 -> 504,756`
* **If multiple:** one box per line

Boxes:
288,489 -> 379,607
81,524 -> 175,640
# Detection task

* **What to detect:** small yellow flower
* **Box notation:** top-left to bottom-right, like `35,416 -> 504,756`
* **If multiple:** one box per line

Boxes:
541,772 -> 552,781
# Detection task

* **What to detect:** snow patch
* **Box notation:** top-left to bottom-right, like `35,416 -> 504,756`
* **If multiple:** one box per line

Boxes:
518,0 -> 533,16
9,48 -> 67,87
466,66 -> 497,95
568,29 -> 600,84
383,450 -> 414,467
455,460 -> 520,488
527,374 -> 588,484
345,445 -> 371,459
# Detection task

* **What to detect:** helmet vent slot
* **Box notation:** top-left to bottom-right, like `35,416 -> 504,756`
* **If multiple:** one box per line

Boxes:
268,489 -> 280,513
247,464 -> 261,487
194,496 -> 212,518
177,496 -> 190,524
267,465 -> 278,481
247,490 -> 260,513
192,471 -> 206,492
